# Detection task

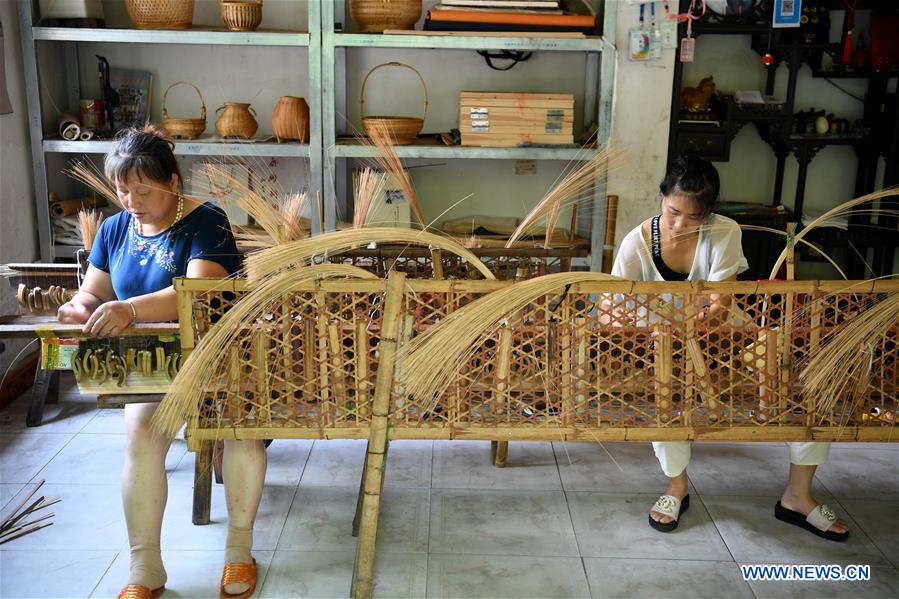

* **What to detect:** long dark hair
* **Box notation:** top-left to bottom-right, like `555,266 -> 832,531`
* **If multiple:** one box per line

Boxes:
659,154 -> 720,215
104,123 -> 181,190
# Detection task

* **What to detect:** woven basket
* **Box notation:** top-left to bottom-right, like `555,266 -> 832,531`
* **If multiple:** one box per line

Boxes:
162,81 -> 206,140
361,62 -> 428,145
220,0 -> 262,32
349,0 -> 421,33
126,0 -> 194,30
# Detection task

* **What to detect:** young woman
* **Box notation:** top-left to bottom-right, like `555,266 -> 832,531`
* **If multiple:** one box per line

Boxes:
58,125 -> 266,598
610,155 -> 849,541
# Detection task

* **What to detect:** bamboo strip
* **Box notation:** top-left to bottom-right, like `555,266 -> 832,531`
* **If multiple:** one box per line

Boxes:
255,329 -> 271,427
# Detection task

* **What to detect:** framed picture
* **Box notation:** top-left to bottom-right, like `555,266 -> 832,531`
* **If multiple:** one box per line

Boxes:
773,0 -> 802,28
109,67 -> 152,128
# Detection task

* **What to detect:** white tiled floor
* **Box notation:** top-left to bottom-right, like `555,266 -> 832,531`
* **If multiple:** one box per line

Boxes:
1,381 -> 897,598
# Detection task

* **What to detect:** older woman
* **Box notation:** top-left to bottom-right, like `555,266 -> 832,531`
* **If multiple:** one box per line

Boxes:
610,155 -> 849,542
58,125 -> 265,598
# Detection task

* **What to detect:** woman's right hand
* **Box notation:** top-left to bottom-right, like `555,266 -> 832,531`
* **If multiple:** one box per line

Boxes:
57,301 -> 92,324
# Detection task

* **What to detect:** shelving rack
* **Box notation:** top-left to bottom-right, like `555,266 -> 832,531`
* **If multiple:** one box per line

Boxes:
17,0 -> 323,261
320,1 -> 616,272
18,1 -> 616,272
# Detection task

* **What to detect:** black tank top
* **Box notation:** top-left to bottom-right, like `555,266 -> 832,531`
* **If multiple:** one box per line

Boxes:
651,215 -> 689,282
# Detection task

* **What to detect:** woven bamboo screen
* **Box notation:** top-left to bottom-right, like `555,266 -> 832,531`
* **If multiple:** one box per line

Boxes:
176,278 -> 898,443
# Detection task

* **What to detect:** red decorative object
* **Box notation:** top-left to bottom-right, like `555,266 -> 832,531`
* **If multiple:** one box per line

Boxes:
762,53 -> 775,66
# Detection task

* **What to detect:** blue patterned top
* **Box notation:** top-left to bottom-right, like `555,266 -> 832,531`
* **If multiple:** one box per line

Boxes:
88,202 -> 239,300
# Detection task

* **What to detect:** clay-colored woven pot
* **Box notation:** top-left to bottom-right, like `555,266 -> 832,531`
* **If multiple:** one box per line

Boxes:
271,96 -> 309,143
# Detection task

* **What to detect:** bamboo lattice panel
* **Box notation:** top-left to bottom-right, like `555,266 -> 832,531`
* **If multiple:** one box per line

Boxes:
178,279 -> 899,442
335,247 -> 584,280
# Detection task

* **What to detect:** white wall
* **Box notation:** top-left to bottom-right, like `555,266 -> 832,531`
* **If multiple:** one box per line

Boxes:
0,0 -> 39,374
605,0 -> 675,246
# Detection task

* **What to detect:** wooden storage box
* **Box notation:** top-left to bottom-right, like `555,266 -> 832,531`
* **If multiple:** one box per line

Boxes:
459,92 -> 574,147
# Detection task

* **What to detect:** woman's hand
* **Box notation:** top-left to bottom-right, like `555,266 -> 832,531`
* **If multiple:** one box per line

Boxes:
82,300 -> 134,338
57,301 -> 93,324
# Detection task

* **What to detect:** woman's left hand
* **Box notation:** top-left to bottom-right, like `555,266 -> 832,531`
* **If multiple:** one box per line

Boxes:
82,300 -> 134,338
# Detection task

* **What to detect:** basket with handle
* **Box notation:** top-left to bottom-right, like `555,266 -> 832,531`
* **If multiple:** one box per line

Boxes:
361,62 -> 428,145
220,0 -> 263,32
126,0 -> 195,30
162,81 -> 207,140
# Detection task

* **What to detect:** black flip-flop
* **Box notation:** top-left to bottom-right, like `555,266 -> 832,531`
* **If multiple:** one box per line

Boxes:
648,494 -> 690,532
774,501 -> 849,542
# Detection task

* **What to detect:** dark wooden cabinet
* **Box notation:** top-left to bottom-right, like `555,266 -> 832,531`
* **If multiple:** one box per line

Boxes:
667,0 -> 899,278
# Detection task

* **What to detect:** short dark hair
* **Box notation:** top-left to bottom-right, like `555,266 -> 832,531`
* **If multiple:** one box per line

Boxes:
659,154 -> 720,215
104,123 -> 181,189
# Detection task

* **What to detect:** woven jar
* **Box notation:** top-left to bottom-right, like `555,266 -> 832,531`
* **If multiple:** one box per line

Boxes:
220,0 -> 263,32
271,96 -> 309,143
215,102 -> 258,139
349,0 -> 421,33
126,0 -> 194,30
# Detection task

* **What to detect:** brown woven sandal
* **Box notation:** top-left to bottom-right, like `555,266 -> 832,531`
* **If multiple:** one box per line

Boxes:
117,585 -> 165,599
220,559 -> 257,599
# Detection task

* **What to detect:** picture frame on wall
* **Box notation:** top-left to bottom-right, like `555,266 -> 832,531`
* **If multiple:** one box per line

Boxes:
773,0 -> 803,28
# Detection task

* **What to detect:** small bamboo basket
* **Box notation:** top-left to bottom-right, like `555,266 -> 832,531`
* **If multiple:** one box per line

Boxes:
349,0 -> 421,33
361,62 -> 428,145
220,0 -> 263,32
162,81 -> 207,140
126,0 -> 195,30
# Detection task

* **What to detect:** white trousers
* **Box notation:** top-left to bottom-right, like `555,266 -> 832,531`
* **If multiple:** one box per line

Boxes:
652,441 -> 831,478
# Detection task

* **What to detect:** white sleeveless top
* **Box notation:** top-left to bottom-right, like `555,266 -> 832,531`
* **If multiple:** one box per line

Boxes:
612,213 -> 749,282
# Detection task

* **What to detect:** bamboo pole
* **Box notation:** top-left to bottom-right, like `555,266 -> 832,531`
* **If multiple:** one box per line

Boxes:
493,325 -> 513,468
353,271 -> 406,599
304,318 -> 315,404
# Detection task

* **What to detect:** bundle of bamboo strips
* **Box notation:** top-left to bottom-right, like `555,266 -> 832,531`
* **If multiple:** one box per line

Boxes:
0,480 -> 59,545
77,209 -> 104,251
800,292 -> 899,421
242,227 -> 497,284
152,264 -> 380,437
399,271 -> 622,406
353,167 -> 388,229
66,161 -> 119,207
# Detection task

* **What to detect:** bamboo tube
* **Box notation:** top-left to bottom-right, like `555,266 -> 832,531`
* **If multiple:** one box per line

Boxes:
757,329 -> 778,423
316,294 -> 330,420
304,318 -> 315,403
807,298 -> 823,424
573,317 -> 587,419
430,248 -> 444,279
601,194 -> 618,273
494,325 -> 513,433
392,315 -> 415,421
654,323 -> 672,425
355,320 -> 369,418
328,322 -> 347,417
685,336 -> 717,423
255,329 -> 271,427
353,271 -> 406,599
229,346 -> 240,425
560,320 -> 571,428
